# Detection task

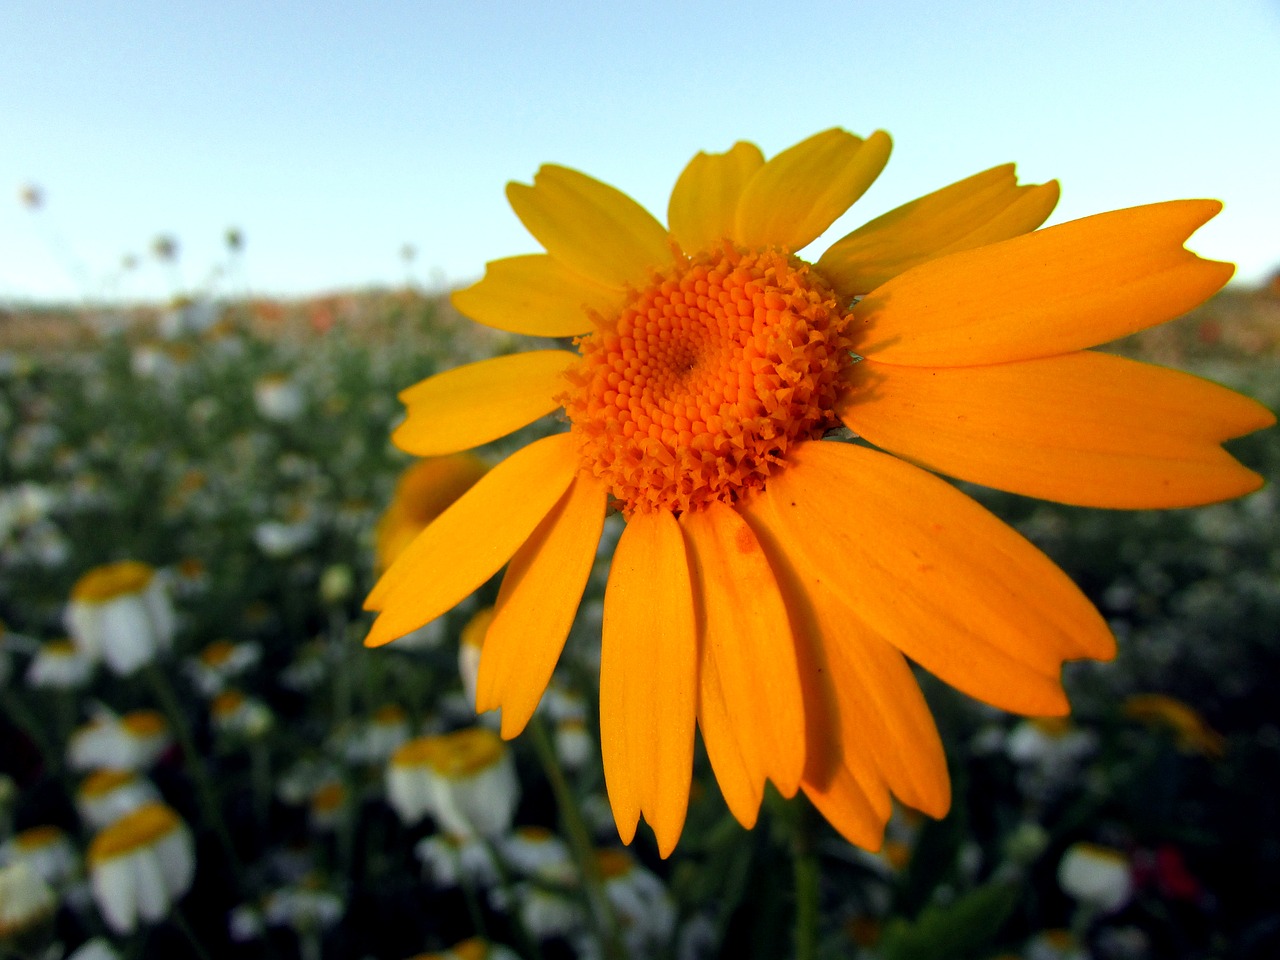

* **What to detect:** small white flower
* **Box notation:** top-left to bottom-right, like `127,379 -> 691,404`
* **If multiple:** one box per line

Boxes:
262,881 -> 344,933
334,705 -> 411,766
596,849 -> 676,958
0,826 -> 79,888
500,826 -> 574,883
457,608 -> 493,714
68,710 -> 173,772
65,562 -> 175,676
26,638 -> 95,689
210,690 -> 274,739
386,729 -> 518,837
0,861 -> 56,938
65,937 -> 123,960
87,803 -> 195,934
308,781 -> 348,832
554,717 -> 594,772
185,639 -> 261,696
415,834 -> 499,889
1057,842 -> 1132,914
77,770 -> 163,830
253,518 -> 316,558
253,374 -> 305,422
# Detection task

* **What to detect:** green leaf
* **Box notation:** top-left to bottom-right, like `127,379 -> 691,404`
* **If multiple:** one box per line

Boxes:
880,879 -> 1020,960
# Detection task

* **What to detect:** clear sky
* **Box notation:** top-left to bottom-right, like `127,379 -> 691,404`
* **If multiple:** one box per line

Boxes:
3,0 -> 1278,304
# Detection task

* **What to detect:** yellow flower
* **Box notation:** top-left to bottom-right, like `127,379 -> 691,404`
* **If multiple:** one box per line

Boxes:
365,129 -> 1274,856
375,455 -> 490,573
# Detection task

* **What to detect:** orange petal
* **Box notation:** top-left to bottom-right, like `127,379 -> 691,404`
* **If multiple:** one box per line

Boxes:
667,141 -> 765,254
745,441 -> 1114,714
478,475 -> 608,737
364,434 -> 578,647
681,503 -> 806,827
816,164 -> 1059,298
451,254 -> 621,337
843,353 -> 1275,508
735,129 -> 892,252
853,201 -> 1234,366
506,165 -> 672,288
745,509 -> 947,819
600,510 -> 697,857
393,350 -> 577,456
802,765 -> 889,852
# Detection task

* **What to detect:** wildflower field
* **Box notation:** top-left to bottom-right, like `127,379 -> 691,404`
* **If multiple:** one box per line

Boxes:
1,282 -> 1278,960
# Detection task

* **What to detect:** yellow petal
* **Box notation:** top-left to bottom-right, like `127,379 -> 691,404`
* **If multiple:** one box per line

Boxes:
667,141 -> 765,254
364,434 -> 578,646
746,441 -> 1115,714
816,164 -> 1059,297
392,350 -> 577,457
853,200 -> 1234,365
843,353 -> 1275,508
745,508 -> 948,818
478,475 -> 608,737
451,254 -> 621,337
681,503 -> 806,828
735,129 -> 892,252
600,510 -> 697,857
506,165 -> 672,288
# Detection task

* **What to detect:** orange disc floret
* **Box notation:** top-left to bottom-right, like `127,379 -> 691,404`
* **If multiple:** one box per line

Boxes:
565,244 -> 856,516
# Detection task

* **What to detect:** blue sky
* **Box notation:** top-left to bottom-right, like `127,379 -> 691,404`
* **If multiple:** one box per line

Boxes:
3,0 -> 1278,304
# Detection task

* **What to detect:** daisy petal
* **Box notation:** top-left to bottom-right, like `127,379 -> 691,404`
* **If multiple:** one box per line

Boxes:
681,503 -> 806,827
746,507 -> 947,817
451,254 -> 621,337
506,165 -> 672,288
735,129 -> 892,252
748,441 -> 1115,714
803,764 -> 890,852
479,475 -> 608,737
364,433 -> 578,646
393,350 -> 577,456
816,164 -> 1059,297
843,353 -> 1275,508
600,510 -> 697,857
853,200 -> 1234,365
667,141 -> 765,255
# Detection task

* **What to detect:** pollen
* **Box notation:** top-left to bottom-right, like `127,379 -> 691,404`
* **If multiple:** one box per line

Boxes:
565,244 -> 856,515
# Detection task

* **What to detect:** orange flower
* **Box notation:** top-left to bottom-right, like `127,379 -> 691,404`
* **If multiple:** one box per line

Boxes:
365,129 -> 1273,856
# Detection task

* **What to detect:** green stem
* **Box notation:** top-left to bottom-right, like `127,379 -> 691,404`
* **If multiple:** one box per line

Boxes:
144,665 -> 246,891
171,907 -> 215,960
529,717 -> 625,960
1,692 -> 60,774
792,802 -> 820,960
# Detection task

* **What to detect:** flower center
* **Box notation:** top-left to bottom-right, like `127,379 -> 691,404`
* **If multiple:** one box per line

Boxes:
565,244 -> 856,515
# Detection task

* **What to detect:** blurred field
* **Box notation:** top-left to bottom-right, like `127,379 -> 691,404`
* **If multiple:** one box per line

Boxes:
0,280 -> 1277,960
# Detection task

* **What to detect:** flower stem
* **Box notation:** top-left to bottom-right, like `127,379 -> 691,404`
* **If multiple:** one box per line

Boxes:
792,802 -> 820,960
144,665 -> 246,891
528,716 -> 625,960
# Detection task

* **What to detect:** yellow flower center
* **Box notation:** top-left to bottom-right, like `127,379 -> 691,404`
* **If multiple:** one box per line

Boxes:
87,802 -> 181,863
121,710 -> 168,737
211,691 -> 246,718
15,825 -> 64,851
565,245 -> 856,516
311,782 -> 346,812
426,728 -> 506,778
80,770 -> 137,798
200,639 -> 236,666
595,848 -> 634,879
373,704 -> 407,726
70,560 -> 155,603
